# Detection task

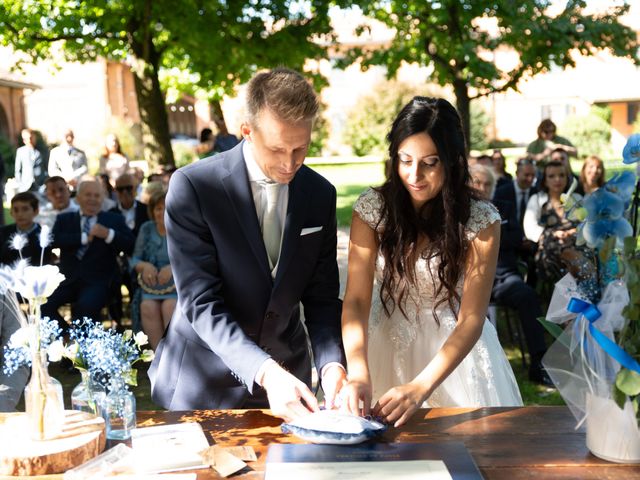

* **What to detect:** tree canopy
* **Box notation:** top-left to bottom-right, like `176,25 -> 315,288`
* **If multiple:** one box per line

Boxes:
0,0 -> 333,167
335,0 -> 639,151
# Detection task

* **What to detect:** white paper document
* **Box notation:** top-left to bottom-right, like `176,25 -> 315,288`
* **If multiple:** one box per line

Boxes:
131,422 -> 210,473
265,459 -> 453,479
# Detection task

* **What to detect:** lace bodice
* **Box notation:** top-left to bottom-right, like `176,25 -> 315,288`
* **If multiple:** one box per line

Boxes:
354,188 -> 499,242
353,188 -> 500,339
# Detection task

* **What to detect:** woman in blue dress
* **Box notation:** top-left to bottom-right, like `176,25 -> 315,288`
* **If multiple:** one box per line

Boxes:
131,190 -> 176,349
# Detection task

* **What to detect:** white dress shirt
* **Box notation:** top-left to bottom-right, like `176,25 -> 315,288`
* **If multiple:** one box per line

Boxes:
242,141 -> 288,271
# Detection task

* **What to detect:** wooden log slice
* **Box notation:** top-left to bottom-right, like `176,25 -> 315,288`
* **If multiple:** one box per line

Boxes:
0,410 -> 105,476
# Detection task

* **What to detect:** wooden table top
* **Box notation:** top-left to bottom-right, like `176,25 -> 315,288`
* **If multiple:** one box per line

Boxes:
133,406 -> 640,479
3,406 -> 639,479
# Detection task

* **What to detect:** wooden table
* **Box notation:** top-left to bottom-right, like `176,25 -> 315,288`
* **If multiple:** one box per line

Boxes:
4,406 -> 639,479
133,406 -> 640,479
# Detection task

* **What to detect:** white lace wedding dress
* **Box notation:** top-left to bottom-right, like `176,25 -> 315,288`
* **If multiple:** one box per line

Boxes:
354,189 -> 523,407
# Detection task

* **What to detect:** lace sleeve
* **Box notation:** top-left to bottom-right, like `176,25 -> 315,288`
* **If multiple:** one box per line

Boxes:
353,188 -> 384,230
465,199 -> 500,241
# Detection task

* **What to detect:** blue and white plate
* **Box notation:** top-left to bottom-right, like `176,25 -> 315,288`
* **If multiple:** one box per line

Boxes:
281,410 -> 386,445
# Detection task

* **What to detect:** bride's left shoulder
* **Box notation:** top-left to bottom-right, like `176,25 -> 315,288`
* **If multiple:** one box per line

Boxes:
466,199 -> 500,240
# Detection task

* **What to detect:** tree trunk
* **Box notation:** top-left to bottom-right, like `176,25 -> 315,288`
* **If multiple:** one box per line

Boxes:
210,100 -> 229,135
130,54 -> 175,169
453,78 -> 471,156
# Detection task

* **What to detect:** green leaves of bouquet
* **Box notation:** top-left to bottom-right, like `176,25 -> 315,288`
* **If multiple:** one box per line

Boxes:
615,236 -> 640,411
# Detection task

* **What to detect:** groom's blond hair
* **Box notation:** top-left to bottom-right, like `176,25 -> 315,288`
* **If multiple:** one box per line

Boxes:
245,68 -> 318,127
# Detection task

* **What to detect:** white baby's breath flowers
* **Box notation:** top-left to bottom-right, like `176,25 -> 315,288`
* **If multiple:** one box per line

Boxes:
47,340 -> 65,362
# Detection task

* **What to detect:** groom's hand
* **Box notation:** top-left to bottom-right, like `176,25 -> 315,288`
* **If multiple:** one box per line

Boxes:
261,362 -> 319,422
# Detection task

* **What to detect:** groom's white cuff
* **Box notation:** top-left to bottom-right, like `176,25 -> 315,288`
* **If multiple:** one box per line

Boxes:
255,358 -> 278,387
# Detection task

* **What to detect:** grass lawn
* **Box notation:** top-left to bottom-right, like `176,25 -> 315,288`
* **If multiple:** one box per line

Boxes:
312,162 -> 386,226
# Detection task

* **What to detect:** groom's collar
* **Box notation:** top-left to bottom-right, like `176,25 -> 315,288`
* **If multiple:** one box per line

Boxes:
242,141 -> 270,183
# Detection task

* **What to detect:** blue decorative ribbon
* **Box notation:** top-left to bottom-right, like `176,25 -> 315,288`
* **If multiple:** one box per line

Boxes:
568,297 -> 640,374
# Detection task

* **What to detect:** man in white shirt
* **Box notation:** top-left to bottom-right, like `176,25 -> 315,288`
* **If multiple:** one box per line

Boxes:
48,129 -> 88,190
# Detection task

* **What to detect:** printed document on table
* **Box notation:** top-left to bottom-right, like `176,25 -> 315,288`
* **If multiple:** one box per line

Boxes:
265,459 -> 452,480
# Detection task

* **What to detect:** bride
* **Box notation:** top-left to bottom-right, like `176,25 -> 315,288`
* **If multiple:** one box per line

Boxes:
341,97 -> 522,427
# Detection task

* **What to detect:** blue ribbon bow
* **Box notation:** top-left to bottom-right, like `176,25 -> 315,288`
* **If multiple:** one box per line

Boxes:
568,297 -> 640,374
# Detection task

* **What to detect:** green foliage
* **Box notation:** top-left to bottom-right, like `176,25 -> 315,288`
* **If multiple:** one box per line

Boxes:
309,103 -> 330,157
343,80 -> 435,156
488,138 -> 516,149
613,235 -> 640,422
470,102 -> 490,151
172,142 -> 198,169
0,1 -> 334,166
592,105 -> 612,124
561,107 -> 612,158
334,0 -> 639,150
0,134 -> 16,179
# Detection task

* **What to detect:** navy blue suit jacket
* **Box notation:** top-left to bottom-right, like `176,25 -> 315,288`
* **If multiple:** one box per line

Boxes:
109,201 -> 149,238
52,210 -> 135,285
149,142 -> 345,410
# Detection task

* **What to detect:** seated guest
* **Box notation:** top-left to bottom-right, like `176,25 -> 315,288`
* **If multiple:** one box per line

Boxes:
549,147 -> 579,193
0,192 -> 52,266
524,161 -> 587,284
491,149 -> 512,190
579,155 -> 605,195
109,173 -> 149,326
474,165 -> 552,386
493,158 -> 538,227
36,176 -> 79,229
0,292 -> 29,411
469,164 -> 496,200
111,173 -> 148,237
491,194 -> 551,386
131,190 -> 176,350
140,181 -> 165,206
42,178 -> 135,332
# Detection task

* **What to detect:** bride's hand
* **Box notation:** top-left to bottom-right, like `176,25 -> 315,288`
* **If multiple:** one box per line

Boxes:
340,378 -> 372,417
373,381 -> 427,427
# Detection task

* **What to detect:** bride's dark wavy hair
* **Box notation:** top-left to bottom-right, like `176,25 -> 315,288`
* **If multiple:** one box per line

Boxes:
375,97 -> 477,324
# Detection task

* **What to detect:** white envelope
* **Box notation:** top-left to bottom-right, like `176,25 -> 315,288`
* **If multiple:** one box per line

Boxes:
300,226 -> 323,236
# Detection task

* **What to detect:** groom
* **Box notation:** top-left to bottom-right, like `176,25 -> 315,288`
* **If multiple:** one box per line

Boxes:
149,68 -> 346,421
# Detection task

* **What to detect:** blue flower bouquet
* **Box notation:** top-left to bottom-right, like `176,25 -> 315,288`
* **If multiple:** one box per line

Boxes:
541,134 -> 640,463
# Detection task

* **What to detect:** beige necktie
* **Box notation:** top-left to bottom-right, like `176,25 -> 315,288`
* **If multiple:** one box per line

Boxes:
262,182 -> 282,267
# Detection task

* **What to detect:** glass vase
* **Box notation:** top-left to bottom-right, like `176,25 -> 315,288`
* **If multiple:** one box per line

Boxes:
71,369 -> 106,416
102,378 -> 136,440
24,350 -> 65,440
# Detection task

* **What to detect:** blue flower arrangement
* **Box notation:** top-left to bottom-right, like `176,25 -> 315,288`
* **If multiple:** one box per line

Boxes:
3,317 -> 62,375
65,318 -> 154,390
543,134 -> 640,431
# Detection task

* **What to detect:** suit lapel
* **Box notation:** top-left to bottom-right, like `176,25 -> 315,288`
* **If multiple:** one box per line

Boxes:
221,153 -> 272,278
274,172 -> 306,288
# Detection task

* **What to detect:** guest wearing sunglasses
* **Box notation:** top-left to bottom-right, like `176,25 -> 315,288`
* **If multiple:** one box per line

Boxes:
526,119 -> 577,164
109,173 -> 150,328
111,173 -> 149,237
